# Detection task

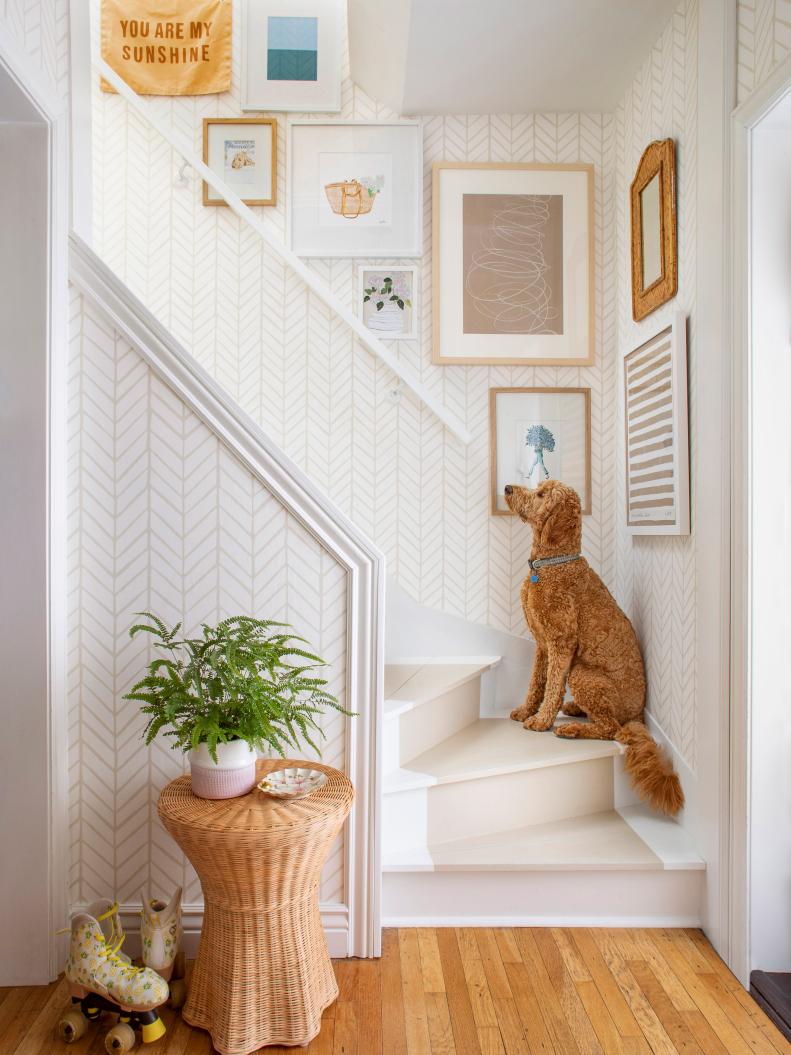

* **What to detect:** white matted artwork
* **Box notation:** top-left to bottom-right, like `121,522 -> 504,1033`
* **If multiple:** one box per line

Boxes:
434,163 -> 594,366
241,0 -> 343,112
202,118 -> 276,207
358,267 -> 417,340
490,387 -> 591,516
623,314 -> 689,535
289,121 -> 423,257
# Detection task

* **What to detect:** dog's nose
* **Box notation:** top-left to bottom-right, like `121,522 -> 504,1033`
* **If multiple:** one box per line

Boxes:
504,485 -> 513,496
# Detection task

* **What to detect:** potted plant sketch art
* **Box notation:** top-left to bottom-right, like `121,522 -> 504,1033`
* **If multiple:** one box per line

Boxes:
363,274 -> 412,335
521,424 -> 556,486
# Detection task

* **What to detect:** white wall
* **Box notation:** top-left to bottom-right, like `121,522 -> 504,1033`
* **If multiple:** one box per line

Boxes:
0,108 -> 50,982
749,122 -> 791,973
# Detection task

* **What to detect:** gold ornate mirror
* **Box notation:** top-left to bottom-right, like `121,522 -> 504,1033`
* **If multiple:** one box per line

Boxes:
631,138 -> 677,321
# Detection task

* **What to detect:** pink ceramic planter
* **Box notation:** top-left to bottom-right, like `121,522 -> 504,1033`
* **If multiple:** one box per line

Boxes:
188,741 -> 257,799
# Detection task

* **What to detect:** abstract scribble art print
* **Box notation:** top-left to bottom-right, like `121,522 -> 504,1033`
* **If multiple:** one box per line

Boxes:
434,163 -> 593,366
463,194 -> 563,335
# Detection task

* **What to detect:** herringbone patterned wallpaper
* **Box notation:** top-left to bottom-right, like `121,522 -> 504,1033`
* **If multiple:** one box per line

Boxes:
737,0 -> 791,102
0,0 -> 68,96
66,290 -> 349,908
89,1 -> 619,641
615,0 -> 698,768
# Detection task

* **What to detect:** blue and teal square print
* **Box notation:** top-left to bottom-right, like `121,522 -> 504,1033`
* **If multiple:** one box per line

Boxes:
267,16 -> 318,82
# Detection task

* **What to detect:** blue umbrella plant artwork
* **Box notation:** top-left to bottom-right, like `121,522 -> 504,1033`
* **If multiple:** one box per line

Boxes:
521,424 -> 556,485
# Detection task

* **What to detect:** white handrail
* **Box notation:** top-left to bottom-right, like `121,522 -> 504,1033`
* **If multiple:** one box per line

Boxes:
95,56 -> 471,445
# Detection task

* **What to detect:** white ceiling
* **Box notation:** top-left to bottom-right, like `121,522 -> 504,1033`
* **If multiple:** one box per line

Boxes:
349,0 -> 678,115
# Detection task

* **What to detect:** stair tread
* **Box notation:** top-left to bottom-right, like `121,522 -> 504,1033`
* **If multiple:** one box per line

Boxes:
385,716 -> 622,791
383,809 -> 705,872
384,657 -> 500,715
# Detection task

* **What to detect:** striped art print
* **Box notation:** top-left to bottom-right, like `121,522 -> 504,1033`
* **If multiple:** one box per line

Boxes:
623,315 -> 690,535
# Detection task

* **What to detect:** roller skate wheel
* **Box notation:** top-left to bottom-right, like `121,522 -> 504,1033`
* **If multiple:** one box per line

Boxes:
57,1008 -> 88,1043
105,1022 -> 136,1054
168,978 -> 187,1009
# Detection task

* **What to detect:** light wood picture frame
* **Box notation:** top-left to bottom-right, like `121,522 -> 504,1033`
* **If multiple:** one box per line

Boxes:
623,313 -> 689,535
433,162 -> 595,366
202,118 -> 277,207
490,387 -> 592,516
630,138 -> 677,321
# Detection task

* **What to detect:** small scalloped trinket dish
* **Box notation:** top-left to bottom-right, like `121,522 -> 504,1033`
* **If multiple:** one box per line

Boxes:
256,767 -> 327,800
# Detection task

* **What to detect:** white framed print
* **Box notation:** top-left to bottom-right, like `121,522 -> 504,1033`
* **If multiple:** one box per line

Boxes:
202,118 -> 276,207
289,121 -> 423,258
358,267 -> 417,340
623,313 -> 689,535
490,387 -> 591,516
434,162 -> 595,366
241,0 -> 343,112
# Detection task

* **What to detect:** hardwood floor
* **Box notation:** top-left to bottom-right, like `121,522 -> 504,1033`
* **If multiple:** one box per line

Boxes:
2,929 -> 789,1054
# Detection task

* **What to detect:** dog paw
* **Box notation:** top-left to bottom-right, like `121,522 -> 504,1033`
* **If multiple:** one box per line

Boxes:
510,706 -> 529,722
523,714 -> 552,732
555,723 -> 585,738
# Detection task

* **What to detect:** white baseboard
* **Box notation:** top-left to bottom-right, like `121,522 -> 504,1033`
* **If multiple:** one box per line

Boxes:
74,901 -> 351,960
382,915 -> 703,928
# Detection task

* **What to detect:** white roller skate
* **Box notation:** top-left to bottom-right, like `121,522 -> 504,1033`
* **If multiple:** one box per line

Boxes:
57,901 -> 168,1053
140,886 -> 187,1008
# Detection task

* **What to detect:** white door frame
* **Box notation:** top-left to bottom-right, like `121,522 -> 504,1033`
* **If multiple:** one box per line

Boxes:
0,28 -> 70,982
728,48 -> 791,987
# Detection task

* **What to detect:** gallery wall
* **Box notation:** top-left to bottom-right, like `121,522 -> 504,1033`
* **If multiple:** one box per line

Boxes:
88,0 -> 619,641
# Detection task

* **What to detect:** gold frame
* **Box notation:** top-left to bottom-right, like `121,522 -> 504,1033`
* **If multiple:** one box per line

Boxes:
630,138 -> 677,321
489,386 -> 592,516
202,118 -> 277,207
432,162 -> 595,367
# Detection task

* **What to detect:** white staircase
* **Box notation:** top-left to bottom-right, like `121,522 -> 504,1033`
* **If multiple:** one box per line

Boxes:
382,660 -> 704,926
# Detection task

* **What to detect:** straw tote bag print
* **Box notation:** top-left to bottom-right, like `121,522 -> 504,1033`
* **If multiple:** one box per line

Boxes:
101,0 -> 232,96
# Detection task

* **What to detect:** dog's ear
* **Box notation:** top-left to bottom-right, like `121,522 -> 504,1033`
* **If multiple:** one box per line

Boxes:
537,485 -> 582,551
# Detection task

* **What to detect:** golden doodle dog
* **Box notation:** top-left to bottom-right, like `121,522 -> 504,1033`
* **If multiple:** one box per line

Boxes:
505,479 -> 684,816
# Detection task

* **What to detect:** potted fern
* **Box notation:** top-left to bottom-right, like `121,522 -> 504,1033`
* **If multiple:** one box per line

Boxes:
124,613 -> 349,799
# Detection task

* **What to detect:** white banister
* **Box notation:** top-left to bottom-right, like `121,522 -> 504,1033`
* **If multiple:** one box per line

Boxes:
95,56 -> 471,445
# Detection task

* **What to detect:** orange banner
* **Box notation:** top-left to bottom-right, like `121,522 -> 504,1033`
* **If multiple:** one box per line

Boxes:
101,0 -> 231,96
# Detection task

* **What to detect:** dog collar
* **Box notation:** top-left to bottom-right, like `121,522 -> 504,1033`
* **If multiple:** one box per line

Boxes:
528,553 -> 581,584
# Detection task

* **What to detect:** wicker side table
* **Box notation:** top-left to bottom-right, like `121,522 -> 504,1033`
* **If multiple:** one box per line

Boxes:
158,759 -> 353,1054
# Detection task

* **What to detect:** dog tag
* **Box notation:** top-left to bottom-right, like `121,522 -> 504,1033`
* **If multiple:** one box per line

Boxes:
530,574 -> 539,584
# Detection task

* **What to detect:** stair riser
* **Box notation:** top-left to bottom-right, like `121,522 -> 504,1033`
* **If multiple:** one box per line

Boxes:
383,756 -> 614,854
384,678 -> 482,772
382,869 -> 703,926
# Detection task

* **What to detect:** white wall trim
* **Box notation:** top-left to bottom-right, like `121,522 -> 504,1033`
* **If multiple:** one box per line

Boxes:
693,0 -> 736,965
383,915 -> 703,928
0,36 -> 70,982
728,46 -> 791,988
91,57 -> 470,445
69,234 -> 385,958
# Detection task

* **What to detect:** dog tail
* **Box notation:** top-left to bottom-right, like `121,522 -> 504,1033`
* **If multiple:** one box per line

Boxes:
615,721 -> 684,816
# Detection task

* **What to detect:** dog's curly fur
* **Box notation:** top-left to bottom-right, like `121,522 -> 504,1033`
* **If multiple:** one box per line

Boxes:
505,479 -> 684,816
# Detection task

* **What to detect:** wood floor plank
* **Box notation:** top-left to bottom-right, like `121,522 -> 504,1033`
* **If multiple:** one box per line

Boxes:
400,929 -> 432,1055
436,929 -> 483,1055
491,997 -> 529,1055
683,930 -> 742,990
647,931 -> 755,1054
680,1009 -> 732,1054
516,929 -> 583,1055
425,993 -> 456,1055
460,953 -> 499,1030
574,979 -> 622,1055
475,929 -> 513,1001
631,929 -> 698,1013
700,974 -> 787,1055
0,985 -> 58,1055
532,929 -> 604,1055
552,929 -> 592,984
628,959 -> 704,1054
382,928 -> 409,1055
458,929 -> 482,963
590,930 -> 677,1055
333,960 -> 360,1055
476,1028 -> 505,1055
9,978 -> 69,1055
418,929 -> 446,995
493,930 -> 522,965
732,986 -> 791,1054
571,929 -> 645,1039
503,960 -> 557,1054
